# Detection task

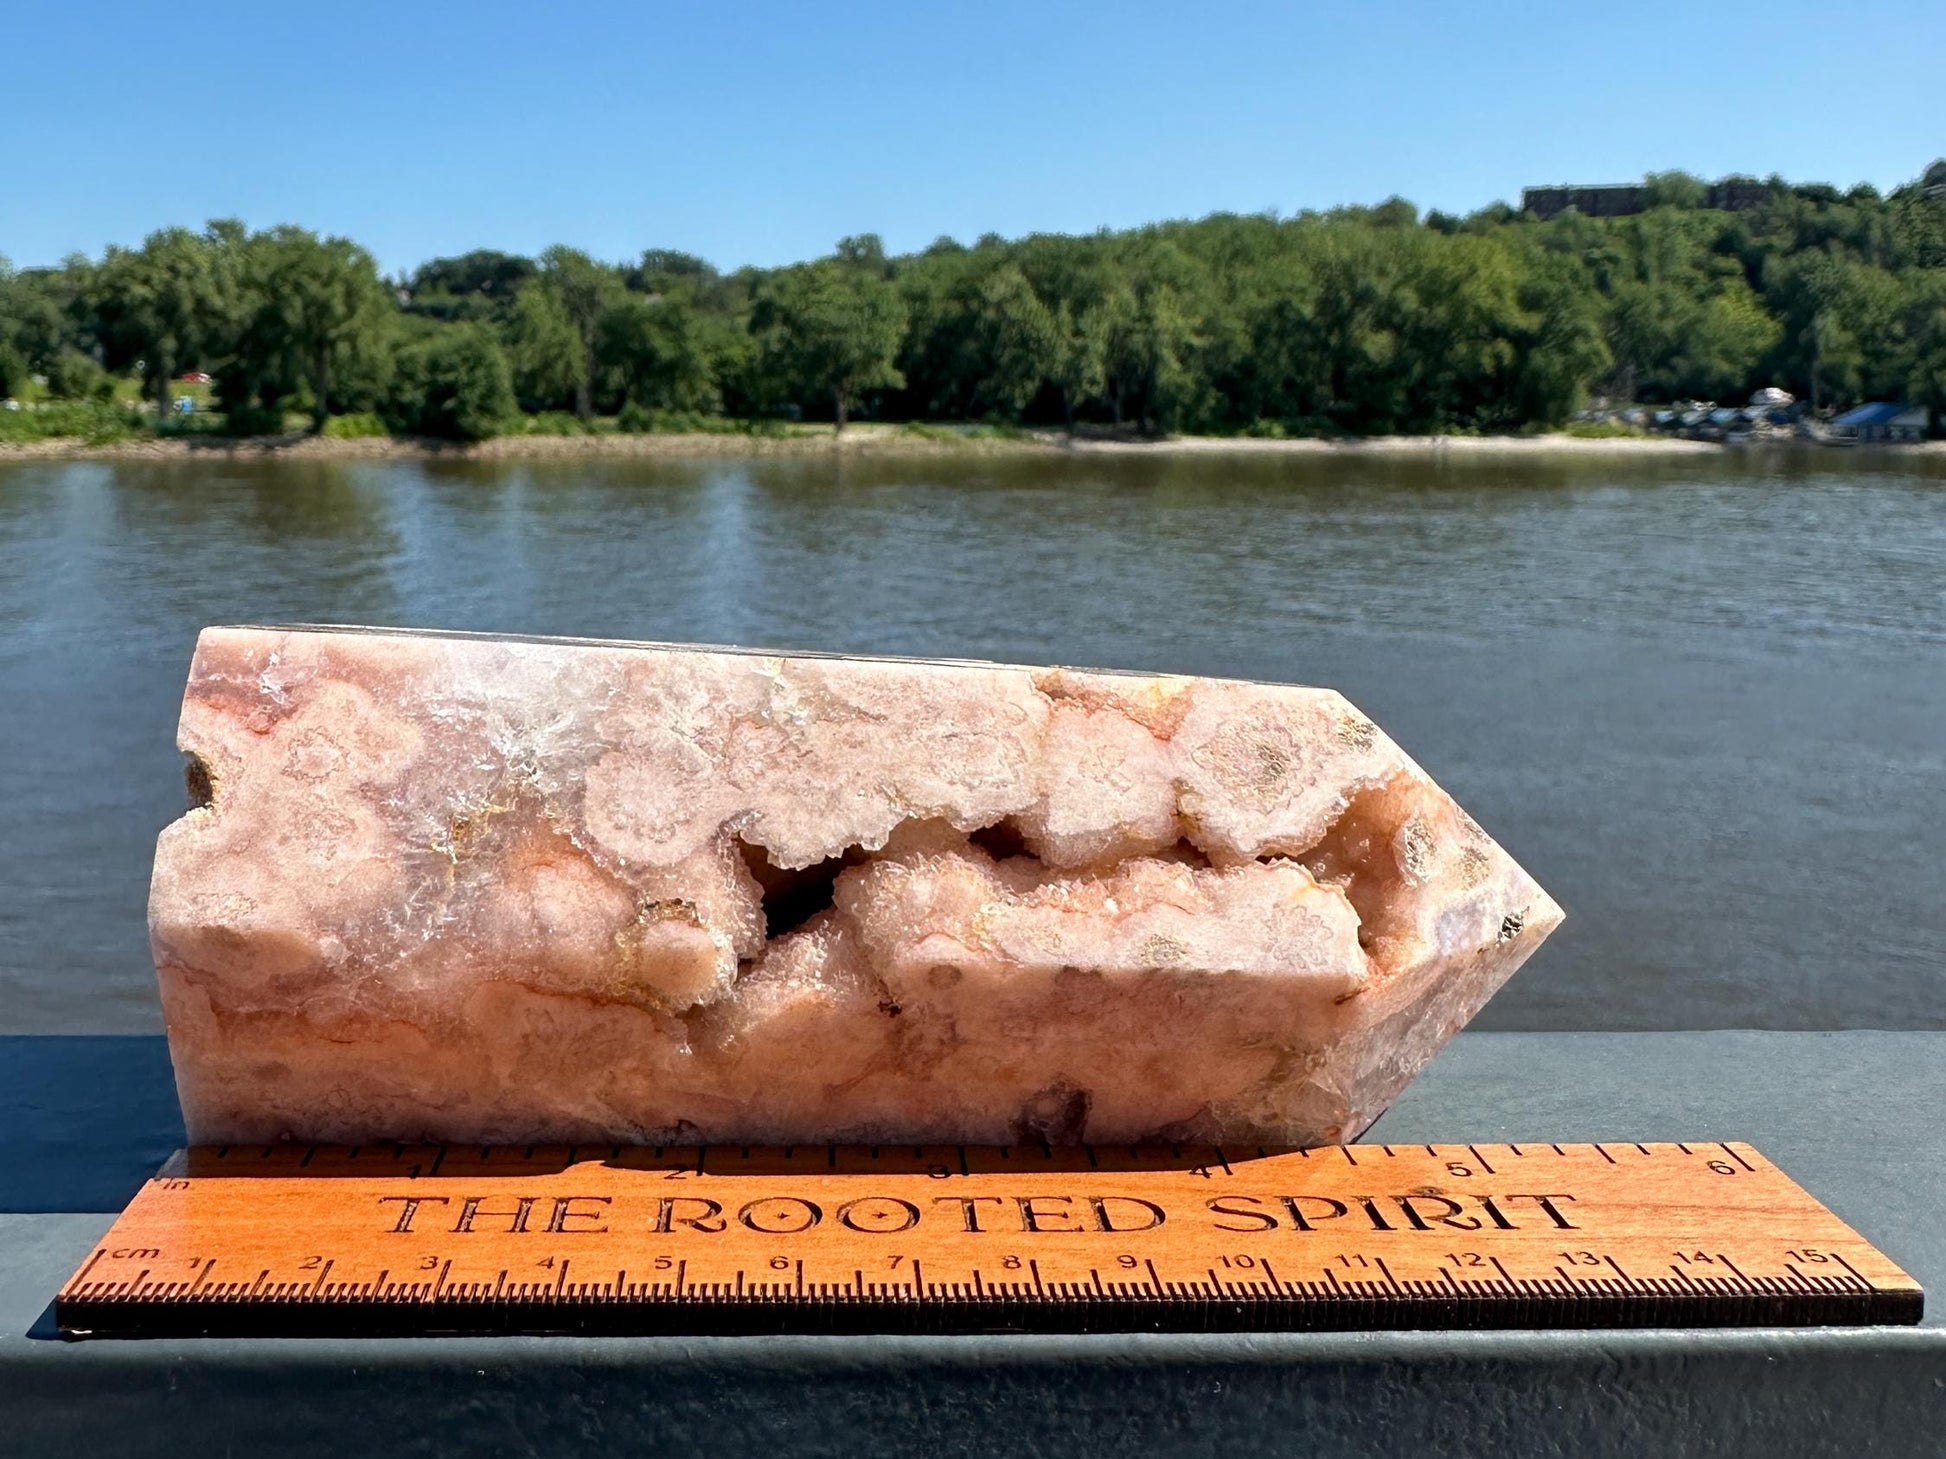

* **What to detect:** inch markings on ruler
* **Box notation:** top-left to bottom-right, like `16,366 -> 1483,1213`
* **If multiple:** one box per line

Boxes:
55,1141 -> 1921,1338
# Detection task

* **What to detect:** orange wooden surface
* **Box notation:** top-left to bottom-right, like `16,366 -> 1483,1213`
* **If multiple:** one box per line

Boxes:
58,1141 -> 1922,1334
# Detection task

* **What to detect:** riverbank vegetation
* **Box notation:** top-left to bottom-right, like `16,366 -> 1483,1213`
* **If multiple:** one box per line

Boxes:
3,169 -> 1942,443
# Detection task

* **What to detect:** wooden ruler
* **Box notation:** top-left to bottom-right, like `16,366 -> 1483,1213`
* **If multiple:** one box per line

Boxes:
58,1141 -> 1921,1337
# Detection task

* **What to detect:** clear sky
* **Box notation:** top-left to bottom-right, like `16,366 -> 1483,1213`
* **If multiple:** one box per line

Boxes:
5,0 -> 1940,276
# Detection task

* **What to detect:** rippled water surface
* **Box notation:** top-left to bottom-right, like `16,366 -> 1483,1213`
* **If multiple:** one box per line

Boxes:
2,447 -> 1941,1032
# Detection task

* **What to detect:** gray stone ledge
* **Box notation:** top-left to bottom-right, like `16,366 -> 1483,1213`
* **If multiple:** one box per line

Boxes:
3,1031 -> 1941,1457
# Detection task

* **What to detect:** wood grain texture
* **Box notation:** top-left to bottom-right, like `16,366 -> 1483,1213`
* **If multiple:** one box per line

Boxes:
58,1141 -> 1921,1336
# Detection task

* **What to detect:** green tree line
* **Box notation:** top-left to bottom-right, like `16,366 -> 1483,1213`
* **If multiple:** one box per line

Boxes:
3,167 -> 1943,442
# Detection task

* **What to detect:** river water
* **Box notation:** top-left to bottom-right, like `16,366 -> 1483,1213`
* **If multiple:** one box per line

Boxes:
2,447 -> 1941,1033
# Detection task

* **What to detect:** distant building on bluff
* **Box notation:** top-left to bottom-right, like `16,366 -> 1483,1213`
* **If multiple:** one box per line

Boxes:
1521,184 -> 1647,220
1521,178 -> 1772,221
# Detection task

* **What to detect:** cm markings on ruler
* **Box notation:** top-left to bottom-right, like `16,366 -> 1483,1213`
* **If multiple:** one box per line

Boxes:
59,1141 -> 1919,1336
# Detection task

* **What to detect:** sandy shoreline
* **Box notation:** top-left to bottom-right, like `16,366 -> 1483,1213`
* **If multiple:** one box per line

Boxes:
4,425 -> 1940,463
0,425 -> 1768,463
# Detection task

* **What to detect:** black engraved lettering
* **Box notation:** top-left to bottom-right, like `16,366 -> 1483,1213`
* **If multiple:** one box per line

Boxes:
1280,1195 -> 1351,1230
1476,1195 -> 1518,1230
931,1195 -> 1004,1232
1207,1195 -> 1279,1232
837,1197 -> 922,1234
1015,1195 -> 1081,1233
378,1195 -> 450,1234
545,1196 -> 612,1234
1087,1195 -> 1166,1232
654,1196 -> 726,1233
738,1197 -> 823,1234
454,1196 -> 537,1233
1394,1194 -> 1482,1231
1507,1193 -> 1580,1229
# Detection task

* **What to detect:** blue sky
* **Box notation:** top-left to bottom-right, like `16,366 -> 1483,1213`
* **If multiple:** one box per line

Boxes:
5,1 -> 1940,276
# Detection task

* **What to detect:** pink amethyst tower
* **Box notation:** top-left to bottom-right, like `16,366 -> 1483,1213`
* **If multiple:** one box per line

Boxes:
149,626 -> 1561,1147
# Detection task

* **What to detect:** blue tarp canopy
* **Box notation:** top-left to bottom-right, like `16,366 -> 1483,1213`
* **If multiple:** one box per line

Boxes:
1831,402 -> 1906,426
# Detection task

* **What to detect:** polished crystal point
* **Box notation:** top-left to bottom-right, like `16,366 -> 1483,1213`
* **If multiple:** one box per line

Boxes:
151,626 -> 1561,1145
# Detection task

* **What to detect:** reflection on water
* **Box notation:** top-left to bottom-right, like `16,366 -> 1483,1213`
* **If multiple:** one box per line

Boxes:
2,447 -> 1942,1033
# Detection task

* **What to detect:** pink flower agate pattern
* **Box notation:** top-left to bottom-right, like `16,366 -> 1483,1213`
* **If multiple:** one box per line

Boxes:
151,626 -> 1562,1147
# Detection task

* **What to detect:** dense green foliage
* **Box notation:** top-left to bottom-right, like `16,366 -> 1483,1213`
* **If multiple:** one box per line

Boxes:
386,324 -> 517,441
3,168 -> 1942,440
0,399 -> 146,444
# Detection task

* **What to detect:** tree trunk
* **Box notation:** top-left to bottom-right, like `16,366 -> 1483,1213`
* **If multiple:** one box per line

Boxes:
155,366 -> 171,424
833,386 -> 848,436
1062,388 -> 1075,434
313,344 -> 331,433
577,340 -> 595,422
